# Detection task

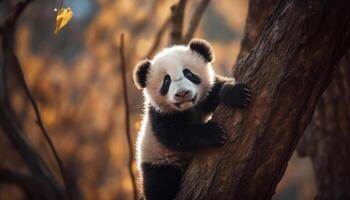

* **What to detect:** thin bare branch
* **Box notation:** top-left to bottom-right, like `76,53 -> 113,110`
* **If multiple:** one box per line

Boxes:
0,0 -> 33,28
183,0 -> 211,43
0,52 -> 62,199
144,16 -> 171,59
13,43 -> 72,200
0,0 -> 33,48
0,168 -> 59,199
169,0 -> 187,45
131,0 -> 163,34
119,34 -> 138,200
12,0 -> 33,24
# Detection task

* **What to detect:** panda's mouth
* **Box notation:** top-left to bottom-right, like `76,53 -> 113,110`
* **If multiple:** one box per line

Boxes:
174,95 -> 197,108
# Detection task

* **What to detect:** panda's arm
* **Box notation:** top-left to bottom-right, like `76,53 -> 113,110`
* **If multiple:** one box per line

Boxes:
196,75 -> 229,113
150,108 -> 227,152
196,75 -> 251,113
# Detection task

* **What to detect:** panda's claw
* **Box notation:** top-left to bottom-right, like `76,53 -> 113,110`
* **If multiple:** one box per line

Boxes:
217,124 -> 225,131
218,139 -> 226,145
204,121 -> 228,147
241,103 -> 248,108
217,133 -> 228,145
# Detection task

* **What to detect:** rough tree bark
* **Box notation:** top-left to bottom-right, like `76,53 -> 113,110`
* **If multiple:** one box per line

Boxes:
298,53 -> 350,200
236,0 -> 278,61
177,0 -> 350,199
238,0 -> 350,199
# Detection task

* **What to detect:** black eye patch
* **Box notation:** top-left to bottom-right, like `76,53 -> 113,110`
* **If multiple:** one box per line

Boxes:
160,75 -> 171,96
183,68 -> 201,84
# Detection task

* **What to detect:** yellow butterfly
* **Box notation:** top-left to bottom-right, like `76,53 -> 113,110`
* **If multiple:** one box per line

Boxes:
54,7 -> 73,34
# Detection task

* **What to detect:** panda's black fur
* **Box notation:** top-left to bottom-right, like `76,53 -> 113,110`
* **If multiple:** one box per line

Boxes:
133,39 -> 251,200
134,60 -> 151,89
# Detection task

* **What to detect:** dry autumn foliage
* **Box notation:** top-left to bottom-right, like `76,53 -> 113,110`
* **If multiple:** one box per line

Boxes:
54,7 -> 74,34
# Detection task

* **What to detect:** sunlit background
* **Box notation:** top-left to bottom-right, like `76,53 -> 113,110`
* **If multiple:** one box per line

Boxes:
0,0 -> 315,199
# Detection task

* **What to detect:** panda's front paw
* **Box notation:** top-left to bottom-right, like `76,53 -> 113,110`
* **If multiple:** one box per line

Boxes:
201,121 -> 227,147
219,82 -> 251,108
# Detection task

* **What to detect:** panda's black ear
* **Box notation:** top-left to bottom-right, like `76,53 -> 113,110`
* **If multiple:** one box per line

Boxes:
189,39 -> 214,63
133,59 -> 151,89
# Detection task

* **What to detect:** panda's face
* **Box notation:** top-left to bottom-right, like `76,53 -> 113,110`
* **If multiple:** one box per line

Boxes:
147,52 -> 214,112
134,39 -> 215,113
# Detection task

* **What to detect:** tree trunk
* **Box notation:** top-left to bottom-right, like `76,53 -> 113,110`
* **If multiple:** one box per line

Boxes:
239,0 -> 350,199
177,1 -> 350,199
298,52 -> 350,200
236,0 -> 278,61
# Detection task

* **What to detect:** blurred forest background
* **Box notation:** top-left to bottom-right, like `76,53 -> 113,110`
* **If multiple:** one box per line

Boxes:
0,0 -> 316,199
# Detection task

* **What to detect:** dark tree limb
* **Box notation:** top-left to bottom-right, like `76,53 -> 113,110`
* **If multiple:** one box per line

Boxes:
298,52 -> 350,199
0,0 -> 54,182
177,1 -> 350,199
169,0 -> 187,45
1,25 -> 72,200
144,17 -> 171,59
0,31 -> 63,200
168,0 -> 211,45
0,101 -> 60,196
0,0 -> 68,199
0,168 -> 59,200
183,0 -> 211,43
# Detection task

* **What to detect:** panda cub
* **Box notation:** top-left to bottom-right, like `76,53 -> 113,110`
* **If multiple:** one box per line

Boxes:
133,39 -> 251,200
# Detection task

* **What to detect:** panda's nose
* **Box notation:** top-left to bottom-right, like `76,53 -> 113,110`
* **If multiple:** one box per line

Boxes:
175,90 -> 191,98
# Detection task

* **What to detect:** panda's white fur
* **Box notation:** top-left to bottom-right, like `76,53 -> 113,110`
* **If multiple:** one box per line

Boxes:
136,44 -> 215,168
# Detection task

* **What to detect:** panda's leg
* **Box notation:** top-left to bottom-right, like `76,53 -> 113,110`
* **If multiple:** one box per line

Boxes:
142,162 -> 182,200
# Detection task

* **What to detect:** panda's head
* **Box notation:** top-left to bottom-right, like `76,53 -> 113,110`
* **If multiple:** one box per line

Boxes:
133,39 -> 215,113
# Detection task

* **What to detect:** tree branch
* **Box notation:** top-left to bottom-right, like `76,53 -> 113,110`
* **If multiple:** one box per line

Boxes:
297,51 -> 350,199
0,168 -> 59,199
144,16 -> 171,59
169,0 -> 187,45
119,34 -> 137,200
183,0 -> 211,43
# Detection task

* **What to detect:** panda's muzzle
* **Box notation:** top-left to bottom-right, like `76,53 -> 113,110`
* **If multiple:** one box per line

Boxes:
174,94 -> 197,108
175,89 -> 191,98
